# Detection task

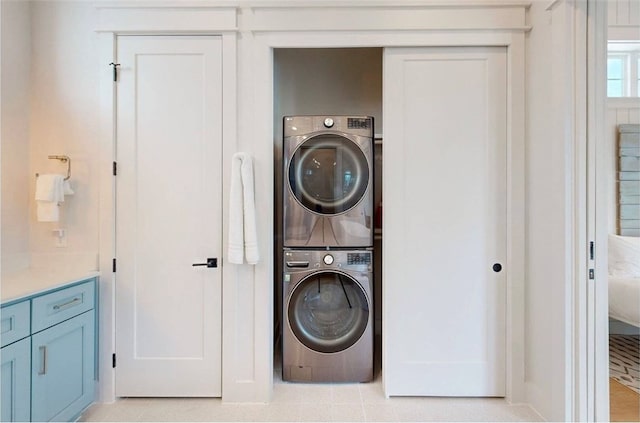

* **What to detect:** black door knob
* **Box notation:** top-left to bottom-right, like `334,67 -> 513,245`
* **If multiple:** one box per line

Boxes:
492,263 -> 502,273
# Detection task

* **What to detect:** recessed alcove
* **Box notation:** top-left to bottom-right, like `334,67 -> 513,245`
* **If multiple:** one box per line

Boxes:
272,47 -> 384,377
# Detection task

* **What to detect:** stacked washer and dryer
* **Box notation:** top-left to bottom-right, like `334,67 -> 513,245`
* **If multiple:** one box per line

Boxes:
282,116 -> 374,383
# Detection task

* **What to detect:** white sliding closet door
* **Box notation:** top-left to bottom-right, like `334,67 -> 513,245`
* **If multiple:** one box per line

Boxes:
115,36 -> 223,397
383,47 -> 507,397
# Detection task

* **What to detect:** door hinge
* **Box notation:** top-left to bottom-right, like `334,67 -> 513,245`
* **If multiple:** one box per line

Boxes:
113,161 -> 117,176
112,258 -> 116,273
589,241 -> 595,260
112,353 -> 116,368
109,62 -> 120,82
589,268 -> 595,280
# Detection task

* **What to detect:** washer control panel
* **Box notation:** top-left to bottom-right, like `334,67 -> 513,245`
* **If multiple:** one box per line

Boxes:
347,252 -> 371,265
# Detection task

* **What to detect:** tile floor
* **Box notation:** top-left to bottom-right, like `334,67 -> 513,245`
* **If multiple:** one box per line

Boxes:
80,370 -> 542,422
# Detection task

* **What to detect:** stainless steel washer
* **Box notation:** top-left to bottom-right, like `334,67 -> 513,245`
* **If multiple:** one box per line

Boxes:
282,249 -> 373,383
283,116 -> 374,248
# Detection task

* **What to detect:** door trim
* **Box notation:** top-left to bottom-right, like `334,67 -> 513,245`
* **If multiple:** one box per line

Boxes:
254,29 -> 526,403
588,0 -> 610,421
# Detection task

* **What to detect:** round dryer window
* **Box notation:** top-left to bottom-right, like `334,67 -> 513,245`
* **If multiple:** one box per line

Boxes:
287,271 -> 369,354
288,135 -> 369,215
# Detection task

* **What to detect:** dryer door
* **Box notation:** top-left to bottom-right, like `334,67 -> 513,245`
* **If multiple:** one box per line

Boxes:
287,271 -> 369,353
288,135 -> 369,215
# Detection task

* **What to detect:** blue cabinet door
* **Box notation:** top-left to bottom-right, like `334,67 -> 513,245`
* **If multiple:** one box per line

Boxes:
1,338 -> 31,422
31,311 -> 95,422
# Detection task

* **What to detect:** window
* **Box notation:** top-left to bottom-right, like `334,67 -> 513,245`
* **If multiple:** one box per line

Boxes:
607,42 -> 640,98
608,55 -> 626,97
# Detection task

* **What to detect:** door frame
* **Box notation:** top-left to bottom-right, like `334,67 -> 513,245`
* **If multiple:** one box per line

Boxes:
95,11 -> 238,402
549,1 -> 609,419
588,0 -> 611,421
253,29 -> 527,403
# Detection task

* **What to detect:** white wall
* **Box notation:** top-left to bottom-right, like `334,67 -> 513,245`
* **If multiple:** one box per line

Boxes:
524,3 -> 554,417
524,1 -> 580,420
0,0 -> 100,270
1,0 -> 31,274
28,0 -> 100,263
608,0 -> 640,40
608,0 -> 640,27
1,1 -> 589,416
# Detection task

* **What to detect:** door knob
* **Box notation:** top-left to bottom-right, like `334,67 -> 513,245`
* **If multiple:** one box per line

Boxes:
193,258 -> 218,268
492,263 -> 502,273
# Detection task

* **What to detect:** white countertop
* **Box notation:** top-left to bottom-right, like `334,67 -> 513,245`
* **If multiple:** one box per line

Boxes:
1,268 -> 100,304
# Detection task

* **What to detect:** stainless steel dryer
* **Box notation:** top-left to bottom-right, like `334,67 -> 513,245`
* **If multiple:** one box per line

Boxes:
283,116 -> 374,248
282,249 -> 373,383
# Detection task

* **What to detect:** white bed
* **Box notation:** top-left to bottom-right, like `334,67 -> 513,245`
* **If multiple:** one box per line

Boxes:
609,276 -> 640,327
608,234 -> 640,328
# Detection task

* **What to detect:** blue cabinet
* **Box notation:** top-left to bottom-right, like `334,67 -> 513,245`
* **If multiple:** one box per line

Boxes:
1,338 -> 31,422
0,278 -> 96,422
31,310 -> 95,422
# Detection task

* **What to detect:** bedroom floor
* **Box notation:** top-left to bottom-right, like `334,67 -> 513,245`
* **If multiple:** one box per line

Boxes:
609,335 -> 640,422
610,335 -> 640,394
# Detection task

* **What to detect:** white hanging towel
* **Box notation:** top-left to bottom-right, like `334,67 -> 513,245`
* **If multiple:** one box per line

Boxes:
63,180 -> 75,196
228,152 -> 260,265
35,174 -> 65,222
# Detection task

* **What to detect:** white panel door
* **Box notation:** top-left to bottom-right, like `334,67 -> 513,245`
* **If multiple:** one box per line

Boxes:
115,36 -> 222,396
383,47 -> 507,396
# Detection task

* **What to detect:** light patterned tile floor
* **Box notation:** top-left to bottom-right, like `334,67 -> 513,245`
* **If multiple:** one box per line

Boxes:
80,370 -> 543,422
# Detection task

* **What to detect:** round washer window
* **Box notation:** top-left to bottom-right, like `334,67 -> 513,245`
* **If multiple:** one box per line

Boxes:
288,134 -> 369,215
288,271 -> 369,354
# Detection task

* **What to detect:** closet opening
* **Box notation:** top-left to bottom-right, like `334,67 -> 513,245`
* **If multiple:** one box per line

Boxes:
272,48 -> 383,384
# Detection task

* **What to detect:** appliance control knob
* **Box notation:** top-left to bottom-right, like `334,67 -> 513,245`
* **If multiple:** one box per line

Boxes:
323,254 -> 334,265
323,118 -> 334,128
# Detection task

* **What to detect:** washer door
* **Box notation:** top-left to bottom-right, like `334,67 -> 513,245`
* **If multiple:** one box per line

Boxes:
288,271 -> 369,354
288,134 -> 369,215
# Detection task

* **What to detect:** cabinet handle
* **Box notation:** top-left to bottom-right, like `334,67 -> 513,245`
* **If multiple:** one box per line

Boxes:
53,297 -> 81,311
38,346 -> 48,375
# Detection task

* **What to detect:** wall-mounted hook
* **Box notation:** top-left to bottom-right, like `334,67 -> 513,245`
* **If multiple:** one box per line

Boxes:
109,62 -> 121,82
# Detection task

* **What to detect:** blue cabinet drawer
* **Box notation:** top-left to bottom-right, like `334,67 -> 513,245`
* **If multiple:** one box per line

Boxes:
32,281 -> 95,333
1,302 -> 30,348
